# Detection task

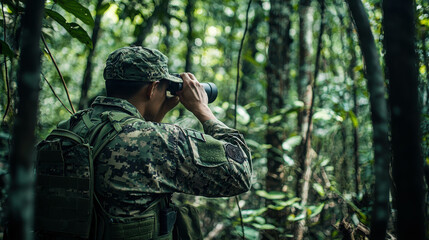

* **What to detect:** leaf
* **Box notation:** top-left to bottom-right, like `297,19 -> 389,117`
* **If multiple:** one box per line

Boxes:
282,135 -> 302,152
237,105 -> 250,125
97,3 -> 111,15
0,40 -> 15,58
242,207 -> 267,217
256,190 -> 287,200
276,197 -> 300,207
268,115 -> 282,124
45,9 -> 93,49
267,197 -> 301,211
313,108 -> 343,122
348,110 -> 359,128
55,0 -> 94,26
312,183 -> 325,197
288,211 -> 306,221
421,18 -> 429,27
251,223 -> 276,230
309,203 -> 325,218
242,216 -> 255,223
268,204 -> 285,211
283,154 -> 294,166
254,216 -> 266,224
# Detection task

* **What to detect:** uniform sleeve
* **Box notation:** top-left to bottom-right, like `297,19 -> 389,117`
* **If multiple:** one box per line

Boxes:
100,119 -> 253,198
171,119 -> 253,197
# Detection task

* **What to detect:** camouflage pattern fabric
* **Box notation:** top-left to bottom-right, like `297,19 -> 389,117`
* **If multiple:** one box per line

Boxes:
103,46 -> 183,83
87,96 -> 252,218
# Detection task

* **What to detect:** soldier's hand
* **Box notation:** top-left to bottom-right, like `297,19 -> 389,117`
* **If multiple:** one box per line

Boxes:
177,73 -> 216,122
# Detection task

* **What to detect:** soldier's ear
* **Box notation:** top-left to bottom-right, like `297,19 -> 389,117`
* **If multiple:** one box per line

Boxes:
146,81 -> 160,100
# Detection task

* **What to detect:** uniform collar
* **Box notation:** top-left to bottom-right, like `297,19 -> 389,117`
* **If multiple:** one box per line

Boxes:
91,96 -> 144,119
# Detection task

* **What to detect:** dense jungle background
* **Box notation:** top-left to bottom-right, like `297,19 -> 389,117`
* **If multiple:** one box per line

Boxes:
0,0 -> 428,239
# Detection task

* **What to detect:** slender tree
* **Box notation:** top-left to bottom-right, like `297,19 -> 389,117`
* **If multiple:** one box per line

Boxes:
295,0 -> 326,238
346,20 -> 361,197
264,0 -> 291,238
295,0 -> 314,199
384,0 -> 426,239
7,0 -> 45,239
78,0 -> 104,110
184,0 -> 195,73
132,0 -> 169,46
295,0 -> 314,237
240,0 -> 265,105
346,0 -> 390,238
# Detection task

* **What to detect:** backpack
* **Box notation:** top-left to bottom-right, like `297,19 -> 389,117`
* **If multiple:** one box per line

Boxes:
34,109 -> 203,240
34,110 -> 137,239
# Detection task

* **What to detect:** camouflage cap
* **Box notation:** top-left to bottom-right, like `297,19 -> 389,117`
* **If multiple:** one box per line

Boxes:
103,46 -> 182,83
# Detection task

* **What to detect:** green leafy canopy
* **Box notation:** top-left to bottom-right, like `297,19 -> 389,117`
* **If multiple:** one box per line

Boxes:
45,9 -> 93,49
55,0 -> 95,26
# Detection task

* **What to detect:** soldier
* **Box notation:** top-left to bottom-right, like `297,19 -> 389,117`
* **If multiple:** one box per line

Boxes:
87,46 -> 253,239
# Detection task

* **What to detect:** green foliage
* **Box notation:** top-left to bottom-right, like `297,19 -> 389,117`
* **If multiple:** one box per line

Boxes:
0,40 -> 14,58
45,9 -> 93,48
0,0 -> 427,239
55,0 -> 95,26
255,190 -> 287,200
97,3 -> 111,15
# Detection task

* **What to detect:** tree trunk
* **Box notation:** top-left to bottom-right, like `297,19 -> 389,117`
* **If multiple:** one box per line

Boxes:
7,0 -> 45,239
383,0 -> 426,239
346,0 -> 391,239
78,0 -> 104,110
295,0 -> 314,198
294,0 -> 326,238
132,0 -> 169,46
240,0 -> 265,105
264,0 -> 291,238
296,0 -> 313,144
161,17 -> 171,52
184,0 -> 195,73
422,30 -> 429,108
346,20 -> 361,197
294,0 -> 314,234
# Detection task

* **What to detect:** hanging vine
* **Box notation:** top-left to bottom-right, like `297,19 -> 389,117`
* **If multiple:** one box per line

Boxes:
41,34 -> 76,114
1,0 -> 10,121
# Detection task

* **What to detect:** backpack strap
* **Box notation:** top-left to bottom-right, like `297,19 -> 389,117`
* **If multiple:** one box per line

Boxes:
90,114 -> 139,161
48,128 -> 85,144
82,112 -> 96,129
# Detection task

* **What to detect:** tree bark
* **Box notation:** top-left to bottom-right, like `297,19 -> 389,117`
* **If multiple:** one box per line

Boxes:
295,0 -> 314,198
161,16 -> 171,52
184,0 -> 195,73
346,0 -> 390,239
78,0 -> 104,110
422,30 -> 429,107
383,0 -> 426,239
7,0 -> 45,239
240,0 -> 265,105
264,0 -> 291,239
346,21 -> 361,197
132,0 -> 169,46
294,0 -> 325,238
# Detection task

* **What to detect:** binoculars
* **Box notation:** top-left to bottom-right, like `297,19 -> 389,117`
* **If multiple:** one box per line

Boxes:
167,73 -> 218,103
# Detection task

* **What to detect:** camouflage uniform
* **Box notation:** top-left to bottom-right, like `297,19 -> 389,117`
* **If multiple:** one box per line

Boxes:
90,96 -> 252,218
95,46 -> 253,218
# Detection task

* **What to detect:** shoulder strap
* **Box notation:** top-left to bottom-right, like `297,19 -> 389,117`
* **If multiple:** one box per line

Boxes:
91,115 -> 140,160
48,128 -> 85,144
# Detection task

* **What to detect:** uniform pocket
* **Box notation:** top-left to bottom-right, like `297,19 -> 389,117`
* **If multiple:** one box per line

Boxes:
185,129 -> 228,168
